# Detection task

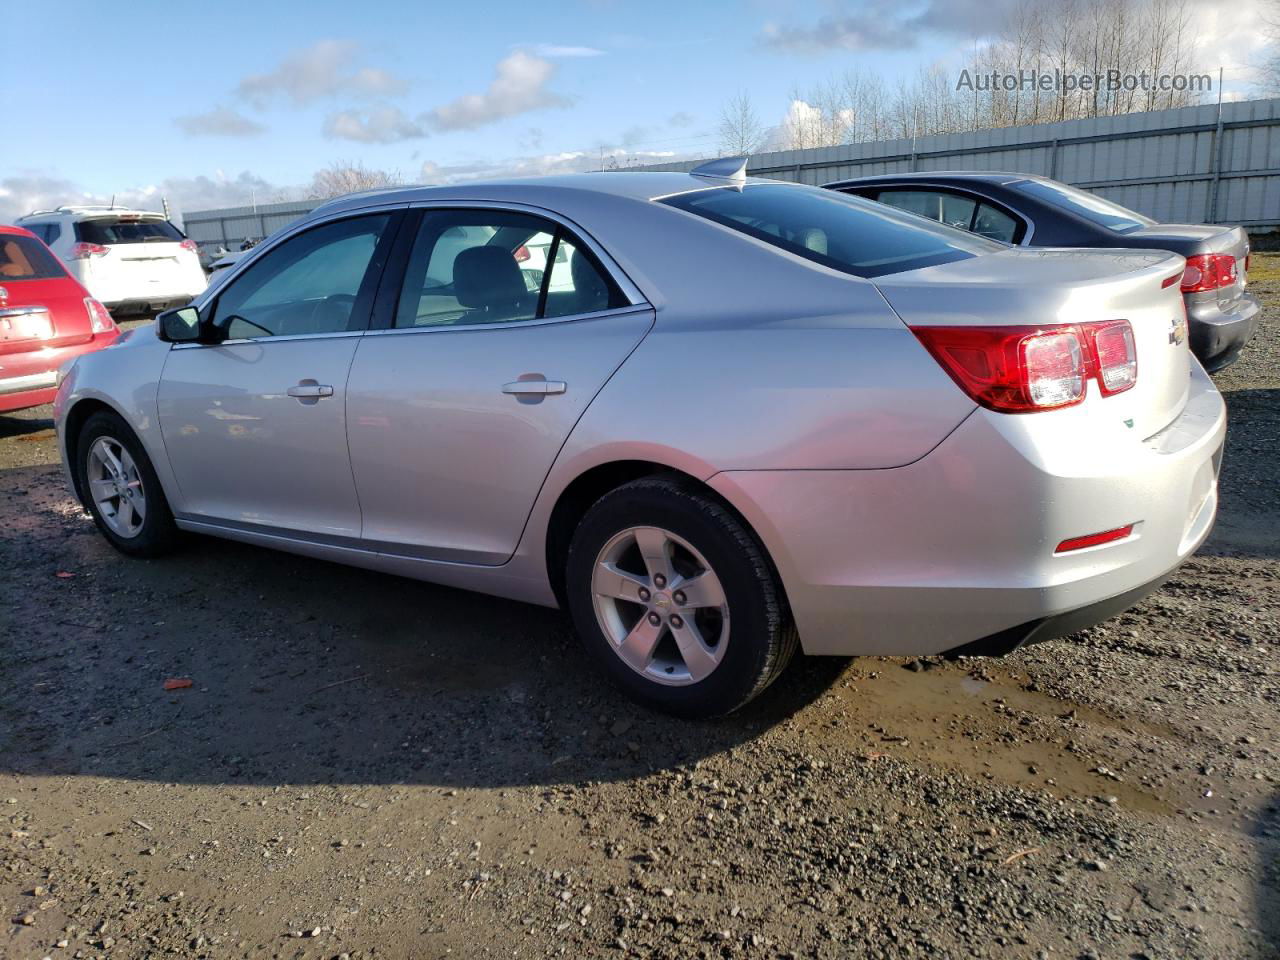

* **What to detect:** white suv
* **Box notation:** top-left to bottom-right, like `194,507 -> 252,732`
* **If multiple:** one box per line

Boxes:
17,206 -> 207,314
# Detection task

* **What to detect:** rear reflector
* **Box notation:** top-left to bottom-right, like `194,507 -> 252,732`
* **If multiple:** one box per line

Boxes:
910,320 -> 1137,413
1055,524 -> 1135,553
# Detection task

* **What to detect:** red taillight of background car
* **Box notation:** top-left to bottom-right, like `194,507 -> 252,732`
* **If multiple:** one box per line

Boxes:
1180,253 -> 1237,293
180,239 -> 199,255
84,297 -> 117,335
1055,524 -> 1135,553
513,244 -> 532,263
69,242 -> 108,259
910,320 -> 1138,413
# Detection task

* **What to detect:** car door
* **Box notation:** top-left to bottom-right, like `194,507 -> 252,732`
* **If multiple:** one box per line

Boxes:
157,211 -> 400,538
345,206 -> 653,564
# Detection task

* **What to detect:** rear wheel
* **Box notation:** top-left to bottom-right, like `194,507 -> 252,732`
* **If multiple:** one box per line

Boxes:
76,411 -> 179,558
565,476 -> 798,718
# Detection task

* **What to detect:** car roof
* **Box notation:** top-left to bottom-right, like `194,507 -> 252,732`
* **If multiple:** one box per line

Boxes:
311,171 -> 800,218
0,224 -> 39,238
824,171 -> 1037,189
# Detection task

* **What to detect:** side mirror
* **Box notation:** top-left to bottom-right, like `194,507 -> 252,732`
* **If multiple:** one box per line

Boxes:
156,306 -> 215,344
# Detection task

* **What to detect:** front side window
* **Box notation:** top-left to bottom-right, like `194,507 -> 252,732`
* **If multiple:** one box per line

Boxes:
76,218 -> 185,245
661,183 -> 999,279
211,214 -> 390,339
393,210 -> 624,329
0,234 -> 68,280
1012,179 -> 1151,234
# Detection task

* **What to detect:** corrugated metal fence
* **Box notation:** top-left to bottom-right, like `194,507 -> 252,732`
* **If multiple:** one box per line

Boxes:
640,97 -> 1280,230
181,98 -> 1280,252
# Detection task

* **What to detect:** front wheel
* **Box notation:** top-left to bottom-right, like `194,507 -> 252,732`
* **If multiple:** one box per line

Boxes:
76,411 -> 180,558
565,476 -> 798,718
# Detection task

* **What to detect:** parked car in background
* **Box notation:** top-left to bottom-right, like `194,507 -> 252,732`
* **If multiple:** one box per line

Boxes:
825,172 -> 1260,372
206,250 -> 248,283
0,226 -> 119,413
55,162 -> 1224,717
17,206 -> 207,316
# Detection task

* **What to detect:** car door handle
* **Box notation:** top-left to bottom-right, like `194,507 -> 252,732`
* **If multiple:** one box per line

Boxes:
502,379 -> 566,395
286,383 -> 334,398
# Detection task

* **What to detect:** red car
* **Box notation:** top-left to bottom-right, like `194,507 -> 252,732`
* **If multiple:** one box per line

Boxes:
0,225 -> 119,414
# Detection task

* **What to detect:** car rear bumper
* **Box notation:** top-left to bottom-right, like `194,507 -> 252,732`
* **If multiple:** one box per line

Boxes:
0,333 -> 120,413
1188,290 -> 1260,372
710,363 -> 1226,657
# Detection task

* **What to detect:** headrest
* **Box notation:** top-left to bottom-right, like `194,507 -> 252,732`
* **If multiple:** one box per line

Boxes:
453,246 -> 527,309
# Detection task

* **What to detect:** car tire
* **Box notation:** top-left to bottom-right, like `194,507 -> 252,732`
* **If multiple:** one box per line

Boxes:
565,475 -> 798,718
76,411 -> 180,558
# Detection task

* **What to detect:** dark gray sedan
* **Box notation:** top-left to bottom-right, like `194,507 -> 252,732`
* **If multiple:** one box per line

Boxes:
825,172 -> 1260,372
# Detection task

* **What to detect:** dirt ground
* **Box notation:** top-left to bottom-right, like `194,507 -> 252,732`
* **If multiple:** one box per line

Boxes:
2,259 -> 1278,960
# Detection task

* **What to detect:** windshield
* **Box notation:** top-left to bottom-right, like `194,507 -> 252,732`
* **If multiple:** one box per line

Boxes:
0,234 -> 67,281
1013,179 -> 1152,234
659,182 -> 999,278
76,218 -> 185,245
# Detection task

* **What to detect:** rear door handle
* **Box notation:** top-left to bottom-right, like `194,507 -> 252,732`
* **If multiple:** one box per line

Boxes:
502,379 -> 566,395
286,383 -> 334,398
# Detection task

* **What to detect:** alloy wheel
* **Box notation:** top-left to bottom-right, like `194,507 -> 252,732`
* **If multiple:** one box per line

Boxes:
86,436 -> 147,538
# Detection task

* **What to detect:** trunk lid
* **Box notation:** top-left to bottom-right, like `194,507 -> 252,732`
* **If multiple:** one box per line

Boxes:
1118,223 -> 1250,309
872,247 -> 1191,438
77,215 -> 199,291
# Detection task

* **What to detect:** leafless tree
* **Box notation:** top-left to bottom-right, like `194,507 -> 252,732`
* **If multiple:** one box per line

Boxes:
1261,0 -> 1280,94
308,161 -> 404,200
717,92 -> 765,155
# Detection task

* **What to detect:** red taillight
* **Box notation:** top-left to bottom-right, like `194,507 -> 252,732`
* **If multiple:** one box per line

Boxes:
911,320 -> 1137,413
84,297 -> 116,335
180,239 -> 199,255
1055,524 -> 1135,553
513,244 -> 532,263
1181,253 -> 1237,293
70,242 -> 108,259
1084,320 -> 1137,396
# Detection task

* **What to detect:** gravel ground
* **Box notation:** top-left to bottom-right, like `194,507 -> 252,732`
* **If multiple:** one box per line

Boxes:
1,261 -> 1278,960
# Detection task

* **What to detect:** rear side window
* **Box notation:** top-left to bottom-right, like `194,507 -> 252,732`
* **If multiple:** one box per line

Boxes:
661,183 -> 999,278
0,234 -> 68,280
393,210 -> 626,329
76,218 -> 184,245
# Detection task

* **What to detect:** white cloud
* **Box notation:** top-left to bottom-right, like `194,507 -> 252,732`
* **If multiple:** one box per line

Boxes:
0,171 -> 287,226
174,106 -> 265,137
428,51 -> 569,131
323,105 -> 428,143
419,147 -> 677,184
237,40 -> 406,106
528,43 -> 605,58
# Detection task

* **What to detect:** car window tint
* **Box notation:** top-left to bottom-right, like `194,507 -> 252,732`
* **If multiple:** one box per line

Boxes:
542,235 -> 624,319
662,183 -> 998,279
76,218 -> 185,245
878,190 -> 977,232
45,223 -> 62,246
0,235 -> 67,280
212,214 -> 390,339
394,211 -> 624,329
1012,179 -> 1151,234
973,203 -> 1019,243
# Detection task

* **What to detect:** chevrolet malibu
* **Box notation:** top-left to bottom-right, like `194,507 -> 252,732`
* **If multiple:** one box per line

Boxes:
54,160 -> 1226,717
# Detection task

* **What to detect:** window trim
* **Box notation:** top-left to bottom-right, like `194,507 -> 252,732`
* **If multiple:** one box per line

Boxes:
865,184 -> 1034,245
365,201 -> 650,336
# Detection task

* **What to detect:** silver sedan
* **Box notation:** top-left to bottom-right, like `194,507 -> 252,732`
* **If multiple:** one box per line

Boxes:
53,159 -> 1226,717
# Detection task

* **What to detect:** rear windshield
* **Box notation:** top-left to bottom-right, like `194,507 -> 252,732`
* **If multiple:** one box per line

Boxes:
659,182 -> 999,278
76,218 -> 185,245
1012,179 -> 1152,234
0,234 -> 67,281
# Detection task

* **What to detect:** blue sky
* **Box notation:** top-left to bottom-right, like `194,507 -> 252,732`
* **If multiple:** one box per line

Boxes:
2,0 -> 1267,222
